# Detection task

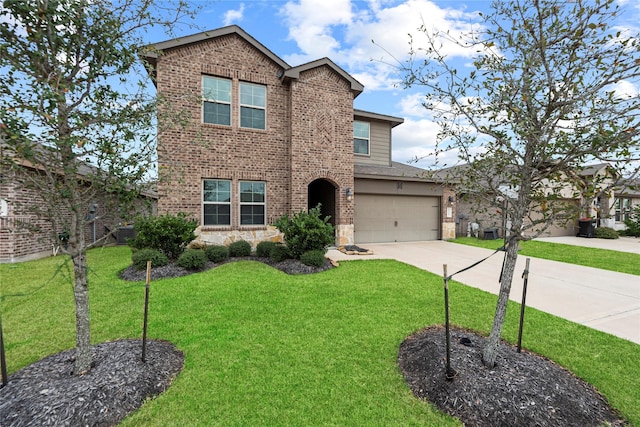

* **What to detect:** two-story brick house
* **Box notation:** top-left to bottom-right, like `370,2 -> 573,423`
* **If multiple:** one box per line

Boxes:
142,25 -> 455,247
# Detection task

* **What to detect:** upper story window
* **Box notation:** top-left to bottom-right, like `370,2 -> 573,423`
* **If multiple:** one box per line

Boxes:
203,76 -> 232,126
354,121 -> 370,155
239,82 -> 266,130
203,179 -> 231,226
239,181 -> 266,225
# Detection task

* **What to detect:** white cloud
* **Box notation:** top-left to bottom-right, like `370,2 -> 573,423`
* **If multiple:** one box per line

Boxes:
279,0 -> 484,90
611,79 -> 640,99
223,3 -> 245,26
0,5 -> 27,37
281,0 -> 353,60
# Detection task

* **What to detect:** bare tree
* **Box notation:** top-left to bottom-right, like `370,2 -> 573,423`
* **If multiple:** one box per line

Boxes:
0,0 -> 193,374
400,0 -> 640,367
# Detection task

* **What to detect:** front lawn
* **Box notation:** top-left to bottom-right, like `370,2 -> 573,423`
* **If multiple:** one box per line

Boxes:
2,246 -> 639,426
450,237 -> 640,275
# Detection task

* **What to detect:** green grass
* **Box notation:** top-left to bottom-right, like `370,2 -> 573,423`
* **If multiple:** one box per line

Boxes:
2,246 -> 639,426
450,237 -> 640,276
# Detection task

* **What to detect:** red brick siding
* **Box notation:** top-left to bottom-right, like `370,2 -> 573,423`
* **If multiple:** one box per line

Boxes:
155,34 -> 355,231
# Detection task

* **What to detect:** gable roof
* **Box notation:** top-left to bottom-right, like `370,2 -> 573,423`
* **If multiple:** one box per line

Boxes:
283,57 -> 364,97
141,25 -> 364,97
141,25 -> 289,81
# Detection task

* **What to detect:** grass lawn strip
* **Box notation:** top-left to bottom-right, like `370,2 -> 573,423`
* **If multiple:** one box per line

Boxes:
1,246 -> 638,426
451,237 -> 640,276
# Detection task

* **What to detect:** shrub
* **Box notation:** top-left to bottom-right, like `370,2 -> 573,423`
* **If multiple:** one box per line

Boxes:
594,226 -> 619,239
274,205 -> 334,259
624,205 -> 640,237
256,241 -> 277,257
229,240 -> 252,257
128,213 -> 197,260
205,245 -> 229,263
176,249 -> 208,270
131,249 -> 168,271
300,250 -> 327,267
270,244 -> 291,262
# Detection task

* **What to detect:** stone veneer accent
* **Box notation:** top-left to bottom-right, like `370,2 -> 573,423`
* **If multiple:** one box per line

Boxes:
194,225 -> 283,248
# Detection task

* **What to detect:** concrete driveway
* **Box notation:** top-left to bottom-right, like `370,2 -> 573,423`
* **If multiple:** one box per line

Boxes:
327,238 -> 640,345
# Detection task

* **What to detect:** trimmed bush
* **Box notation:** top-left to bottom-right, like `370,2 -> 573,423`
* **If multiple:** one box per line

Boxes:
131,249 -> 168,271
128,213 -> 197,260
256,241 -> 277,257
270,244 -> 291,262
176,249 -> 207,270
594,226 -> 619,239
205,245 -> 229,263
274,205 -> 334,259
229,240 -> 252,257
300,250 -> 327,267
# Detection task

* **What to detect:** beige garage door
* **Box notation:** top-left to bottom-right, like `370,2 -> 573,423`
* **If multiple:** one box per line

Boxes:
354,194 -> 440,243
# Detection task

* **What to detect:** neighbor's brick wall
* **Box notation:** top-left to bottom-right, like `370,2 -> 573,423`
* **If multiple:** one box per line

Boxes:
441,186 -> 457,239
1,167 -> 156,262
156,33 -> 292,228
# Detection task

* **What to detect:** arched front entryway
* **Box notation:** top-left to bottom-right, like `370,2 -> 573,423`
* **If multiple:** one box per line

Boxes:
308,179 -> 336,226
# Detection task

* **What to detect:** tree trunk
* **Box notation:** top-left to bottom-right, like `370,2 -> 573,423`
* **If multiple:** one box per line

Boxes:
72,249 -> 91,374
482,239 -> 520,368
69,211 -> 92,375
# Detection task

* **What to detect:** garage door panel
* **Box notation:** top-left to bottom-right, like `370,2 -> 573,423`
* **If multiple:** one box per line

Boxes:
355,194 -> 439,243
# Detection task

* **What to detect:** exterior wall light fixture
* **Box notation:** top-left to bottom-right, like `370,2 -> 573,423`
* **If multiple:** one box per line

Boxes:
345,187 -> 353,202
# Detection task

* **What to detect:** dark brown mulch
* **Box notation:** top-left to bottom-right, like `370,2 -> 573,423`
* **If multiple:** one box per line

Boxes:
119,256 -> 333,281
0,339 -> 184,427
398,325 -> 628,427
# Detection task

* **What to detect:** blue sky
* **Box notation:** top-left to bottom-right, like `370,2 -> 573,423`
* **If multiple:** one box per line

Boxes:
3,0 -> 639,167
146,0 -> 640,167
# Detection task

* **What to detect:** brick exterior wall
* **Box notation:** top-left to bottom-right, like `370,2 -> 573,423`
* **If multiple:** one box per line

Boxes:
155,33 -> 356,245
0,167 -> 156,263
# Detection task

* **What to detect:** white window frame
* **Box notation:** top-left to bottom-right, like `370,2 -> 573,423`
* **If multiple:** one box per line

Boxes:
239,82 -> 266,130
615,198 -> 631,222
202,76 -> 232,126
202,179 -> 232,226
354,121 -> 370,156
239,181 -> 266,226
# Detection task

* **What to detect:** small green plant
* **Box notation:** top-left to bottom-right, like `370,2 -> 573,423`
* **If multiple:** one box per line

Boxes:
229,240 -> 252,257
300,250 -> 327,267
176,249 -> 208,270
131,248 -> 168,270
270,244 -> 291,262
594,226 -> 619,239
205,245 -> 229,263
624,205 -> 640,237
128,213 -> 197,260
274,205 -> 334,259
256,241 -> 277,257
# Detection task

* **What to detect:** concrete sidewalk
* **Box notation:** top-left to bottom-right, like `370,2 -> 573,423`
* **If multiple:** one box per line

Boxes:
327,240 -> 640,345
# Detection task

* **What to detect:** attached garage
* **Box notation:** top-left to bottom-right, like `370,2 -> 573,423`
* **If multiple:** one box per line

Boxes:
354,194 -> 440,243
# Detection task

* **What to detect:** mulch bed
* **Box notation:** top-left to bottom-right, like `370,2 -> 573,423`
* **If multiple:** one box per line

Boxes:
0,339 -> 184,427
398,325 -> 628,426
119,255 -> 333,281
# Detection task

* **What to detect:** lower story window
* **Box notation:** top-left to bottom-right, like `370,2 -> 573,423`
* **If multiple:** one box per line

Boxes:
615,198 -> 631,222
203,179 -> 231,226
240,181 -> 266,225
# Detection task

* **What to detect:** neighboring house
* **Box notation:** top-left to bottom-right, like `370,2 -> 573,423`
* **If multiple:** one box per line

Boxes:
610,178 -> 640,232
0,140 -> 157,263
142,25 -> 455,247
449,162 -> 618,238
